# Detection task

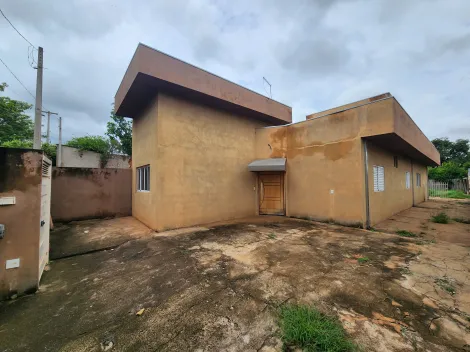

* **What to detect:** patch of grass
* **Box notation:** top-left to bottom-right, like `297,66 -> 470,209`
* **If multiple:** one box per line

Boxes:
279,305 -> 358,352
430,190 -> 470,199
268,233 -> 277,239
453,217 -> 470,224
357,257 -> 370,264
396,230 -> 417,237
431,212 -> 450,224
435,277 -> 456,295
369,227 -> 377,232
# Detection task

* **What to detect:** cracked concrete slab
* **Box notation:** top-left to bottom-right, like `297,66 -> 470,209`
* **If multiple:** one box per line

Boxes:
1,201 -> 469,351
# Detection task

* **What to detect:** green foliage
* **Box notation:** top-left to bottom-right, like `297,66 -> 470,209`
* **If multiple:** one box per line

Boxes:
1,139 -> 57,164
428,162 -> 467,182
396,230 -> 417,237
0,83 -> 34,144
279,304 -> 358,352
431,212 -> 450,224
435,277 -> 456,295
67,135 -> 112,167
1,139 -> 32,148
429,189 -> 470,199
106,107 -> 132,156
429,138 -> 470,181
357,257 -> 369,263
67,135 -> 110,154
41,142 -> 57,164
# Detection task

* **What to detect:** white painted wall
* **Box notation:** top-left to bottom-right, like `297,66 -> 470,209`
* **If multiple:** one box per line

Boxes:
59,145 -> 130,169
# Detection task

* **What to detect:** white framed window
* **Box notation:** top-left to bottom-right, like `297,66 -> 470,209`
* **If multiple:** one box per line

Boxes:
416,173 -> 421,187
405,171 -> 411,189
373,165 -> 385,192
137,165 -> 150,192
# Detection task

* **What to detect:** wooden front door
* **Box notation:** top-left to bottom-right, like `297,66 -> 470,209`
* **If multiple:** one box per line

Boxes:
259,172 -> 285,215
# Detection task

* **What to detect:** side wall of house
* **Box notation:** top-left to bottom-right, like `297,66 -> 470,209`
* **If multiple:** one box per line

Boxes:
0,149 -> 42,299
367,143 -> 414,225
413,163 -> 428,204
132,96 -> 160,229
256,107 -> 367,226
151,92 -> 266,230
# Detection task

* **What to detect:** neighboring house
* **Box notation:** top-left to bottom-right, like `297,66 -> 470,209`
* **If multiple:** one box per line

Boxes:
114,43 -> 439,231
58,145 -> 130,169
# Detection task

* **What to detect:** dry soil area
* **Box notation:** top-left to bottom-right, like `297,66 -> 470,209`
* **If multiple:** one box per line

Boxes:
0,200 -> 469,352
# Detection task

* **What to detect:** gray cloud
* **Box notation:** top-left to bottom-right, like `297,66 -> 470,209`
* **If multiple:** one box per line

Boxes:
0,0 -> 469,144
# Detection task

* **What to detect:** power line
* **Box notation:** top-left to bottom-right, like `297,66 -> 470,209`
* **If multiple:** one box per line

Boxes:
0,56 -> 35,100
0,8 -> 36,48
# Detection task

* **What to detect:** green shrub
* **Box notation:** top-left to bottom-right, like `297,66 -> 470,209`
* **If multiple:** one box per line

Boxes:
279,304 -> 357,351
67,136 -> 112,167
431,213 -> 450,224
357,257 -> 369,263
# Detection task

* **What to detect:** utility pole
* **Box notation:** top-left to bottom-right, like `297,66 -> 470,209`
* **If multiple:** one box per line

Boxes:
57,116 -> 62,167
33,47 -> 43,149
42,110 -> 58,144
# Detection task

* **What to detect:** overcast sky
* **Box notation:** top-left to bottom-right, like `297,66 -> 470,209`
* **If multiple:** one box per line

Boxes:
1,0 -> 469,143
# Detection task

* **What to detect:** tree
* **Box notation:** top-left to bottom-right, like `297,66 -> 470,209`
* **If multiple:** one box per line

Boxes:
106,108 -> 132,156
428,161 -> 467,182
431,137 -> 470,165
0,83 -> 34,144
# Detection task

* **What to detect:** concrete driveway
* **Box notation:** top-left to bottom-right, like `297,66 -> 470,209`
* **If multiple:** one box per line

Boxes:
1,204 -> 469,352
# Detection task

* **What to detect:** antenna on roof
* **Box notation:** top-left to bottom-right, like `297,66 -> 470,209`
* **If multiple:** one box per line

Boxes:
263,77 -> 272,99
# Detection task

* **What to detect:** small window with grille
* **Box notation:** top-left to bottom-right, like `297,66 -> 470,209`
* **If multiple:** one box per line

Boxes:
405,171 -> 411,189
373,165 -> 385,192
137,165 -> 150,192
393,156 -> 398,168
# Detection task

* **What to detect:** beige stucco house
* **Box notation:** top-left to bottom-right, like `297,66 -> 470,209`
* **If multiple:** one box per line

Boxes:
115,43 -> 440,231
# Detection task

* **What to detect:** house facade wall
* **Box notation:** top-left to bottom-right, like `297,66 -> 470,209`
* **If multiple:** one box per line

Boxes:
132,96 -> 160,229
132,92 -> 268,231
413,163 -> 428,205
366,143 -> 414,225
0,149 -> 42,299
255,108 -> 366,226
51,168 -> 132,222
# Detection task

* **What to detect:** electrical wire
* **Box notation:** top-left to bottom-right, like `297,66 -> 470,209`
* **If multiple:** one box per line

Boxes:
0,56 -> 35,100
0,8 -> 36,48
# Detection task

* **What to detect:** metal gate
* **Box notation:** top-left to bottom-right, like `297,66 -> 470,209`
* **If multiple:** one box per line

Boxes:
39,156 -> 51,281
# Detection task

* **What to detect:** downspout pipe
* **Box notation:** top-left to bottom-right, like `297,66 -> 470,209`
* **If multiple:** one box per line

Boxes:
363,140 -> 371,229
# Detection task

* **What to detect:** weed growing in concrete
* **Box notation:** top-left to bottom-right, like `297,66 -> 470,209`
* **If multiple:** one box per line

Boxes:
369,227 -> 377,232
453,217 -> 470,224
268,233 -> 277,239
357,257 -> 370,264
435,277 -> 456,295
396,230 -> 417,237
431,212 -> 450,224
279,304 -> 358,352
400,267 -> 412,275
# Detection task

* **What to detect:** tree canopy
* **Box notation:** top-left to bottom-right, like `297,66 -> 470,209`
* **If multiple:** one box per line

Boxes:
0,82 -> 34,144
106,108 -> 132,156
429,138 -> 470,182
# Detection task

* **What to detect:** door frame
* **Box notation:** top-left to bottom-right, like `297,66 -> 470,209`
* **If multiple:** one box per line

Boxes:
257,171 -> 286,216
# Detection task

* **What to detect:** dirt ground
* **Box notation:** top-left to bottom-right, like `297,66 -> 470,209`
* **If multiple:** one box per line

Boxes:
1,199 -> 469,352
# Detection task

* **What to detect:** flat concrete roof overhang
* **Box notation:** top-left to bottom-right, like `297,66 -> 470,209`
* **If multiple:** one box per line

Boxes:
115,44 -> 292,125
364,133 -> 439,166
307,94 -> 440,167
